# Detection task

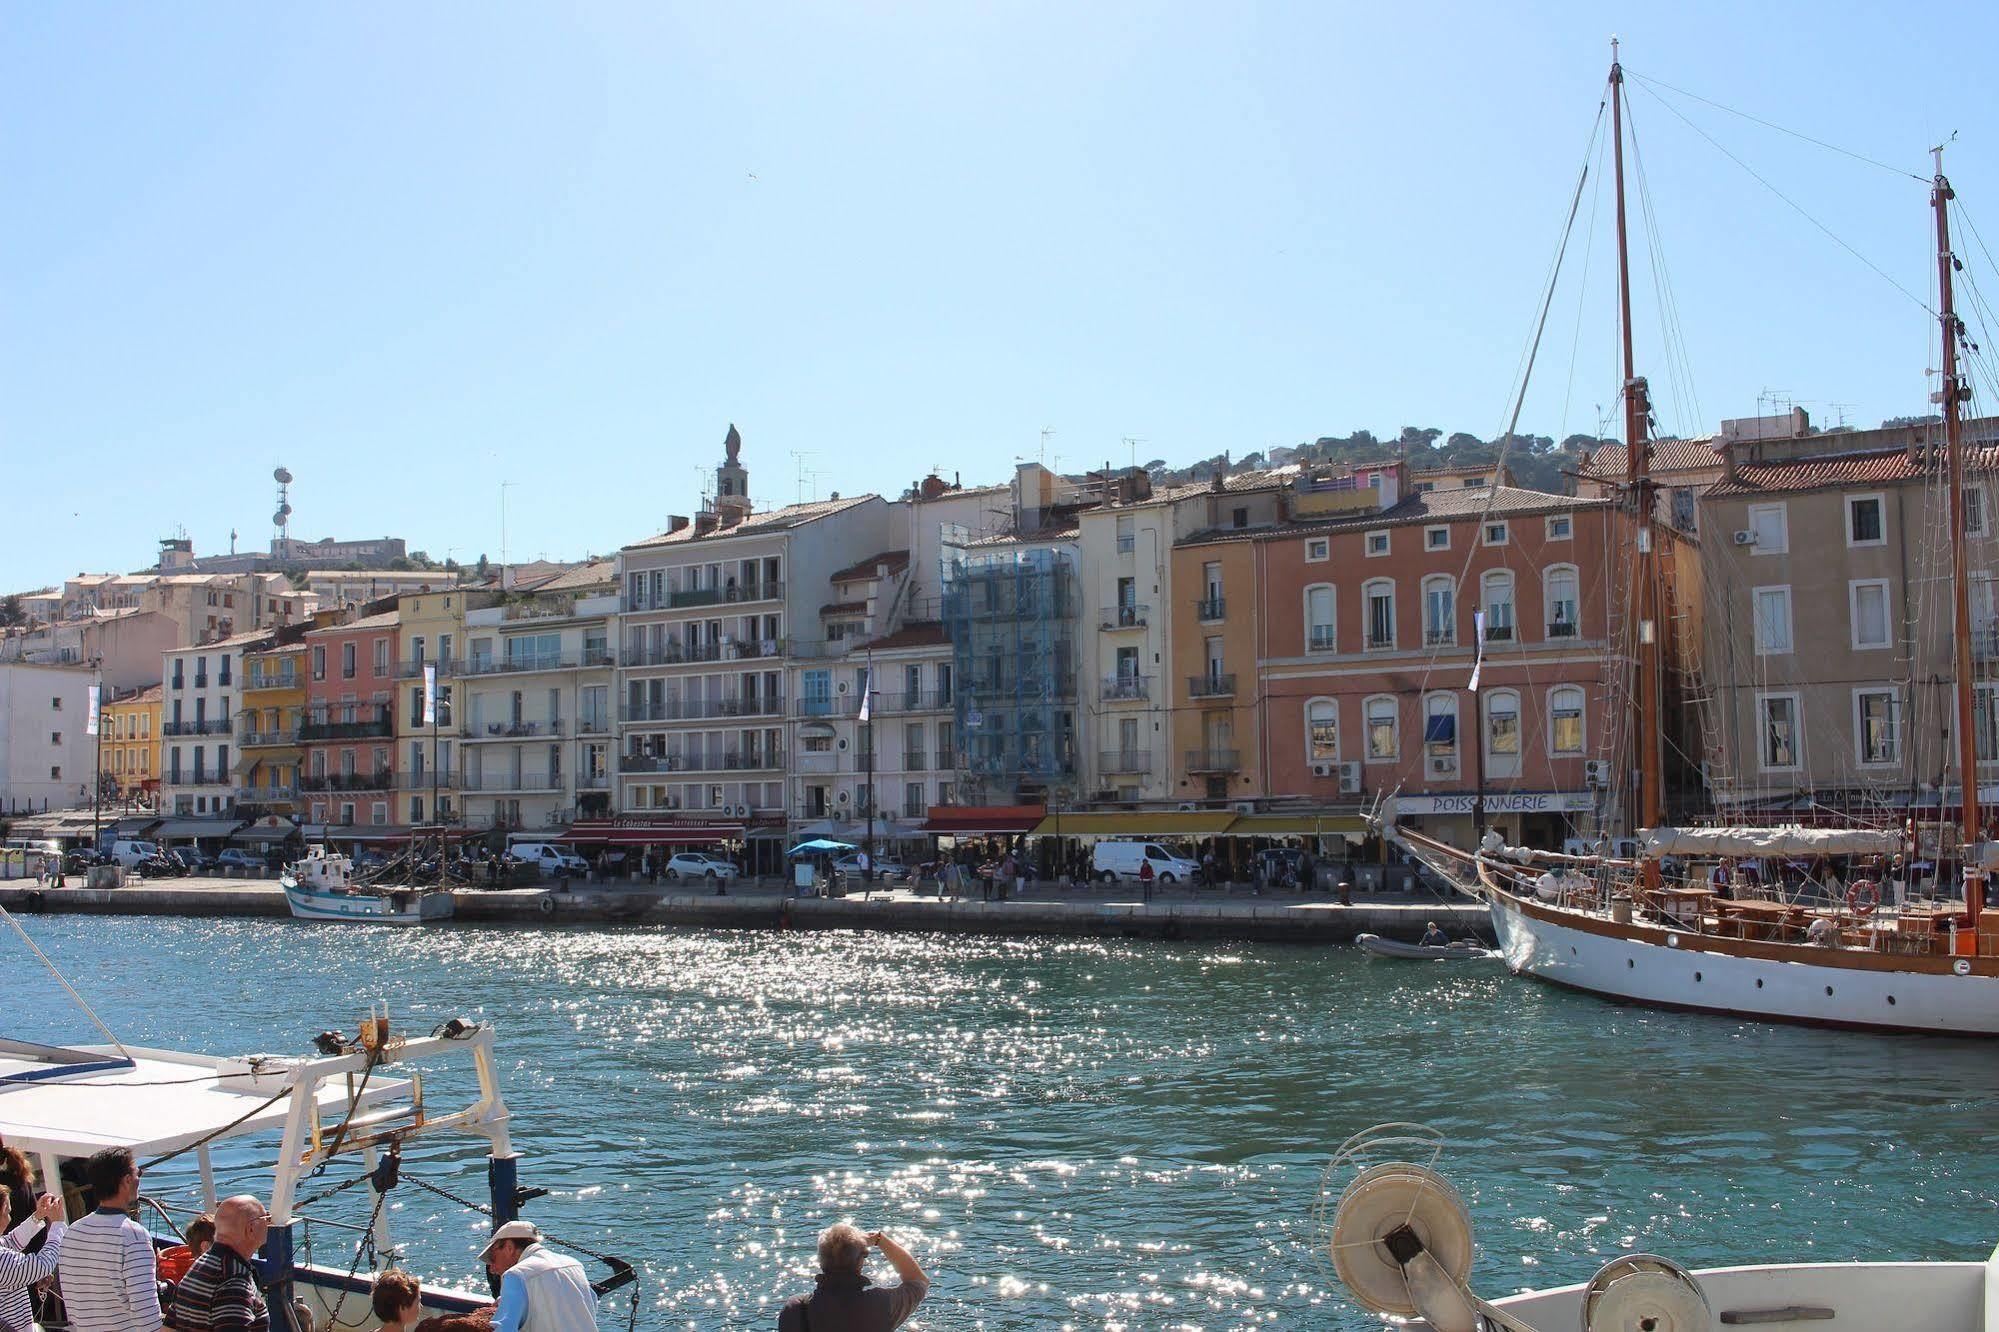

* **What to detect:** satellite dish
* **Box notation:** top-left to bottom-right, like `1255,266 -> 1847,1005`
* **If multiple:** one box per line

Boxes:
272,512 -> 289,527
274,467 -> 293,484
279,503 -> 293,518
1581,1256 -> 1710,1332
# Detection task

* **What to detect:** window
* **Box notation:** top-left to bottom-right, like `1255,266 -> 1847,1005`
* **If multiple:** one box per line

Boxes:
1364,580 -> 1396,649
50,731 -> 61,745
1545,565 -> 1579,638
1116,515 -> 1135,553
312,646 -> 326,681
411,635 -> 427,664
1365,696 -> 1399,761
1305,585 -> 1336,652
1855,688 -> 1900,766
1549,686 -> 1585,755
1305,537 -> 1329,563
1483,521 -> 1509,546
1422,575 -> 1455,646
1307,699 -> 1338,762
1850,579 -> 1892,650
1424,526 -> 1450,551
1231,507 -> 1248,528
1969,484 -> 1991,538
1747,502 -> 1788,553
1846,493 -> 1886,547
1485,689 -> 1520,766
1979,684 -> 1999,763
1365,531 -> 1390,557
1753,586 -> 1793,655
1758,692 -> 1802,770
1545,514 -> 1573,540
1424,693 -> 1459,775
1481,571 -> 1515,641
341,643 -> 357,679
373,639 -> 389,675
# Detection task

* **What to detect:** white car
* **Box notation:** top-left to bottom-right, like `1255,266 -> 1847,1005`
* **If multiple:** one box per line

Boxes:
1091,840 -> 1199,885
508,842 -> 591,877
833,854 -> 907,881
665,852 -> 740,881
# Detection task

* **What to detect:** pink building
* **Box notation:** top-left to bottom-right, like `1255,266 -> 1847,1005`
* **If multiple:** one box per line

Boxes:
301,610 -> 400,828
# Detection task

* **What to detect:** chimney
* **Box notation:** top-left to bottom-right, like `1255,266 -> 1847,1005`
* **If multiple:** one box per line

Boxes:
694,512 -> 718,536
1721,440 -> 1739,484
666,515 -> 690,534
920,475 -> 948,501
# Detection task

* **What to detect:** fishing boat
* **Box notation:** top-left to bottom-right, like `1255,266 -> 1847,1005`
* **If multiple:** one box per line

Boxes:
1355,933 -> 1494,961
281,846 -> 455,924
1383,45 -> 1999,1036
1321,1124 -> 1987,1332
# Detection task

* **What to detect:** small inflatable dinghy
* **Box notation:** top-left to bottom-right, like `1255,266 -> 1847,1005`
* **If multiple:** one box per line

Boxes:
1356,933 -> 1494,960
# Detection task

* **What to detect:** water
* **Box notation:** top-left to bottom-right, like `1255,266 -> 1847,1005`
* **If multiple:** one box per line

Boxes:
14,918 -> 1999,1330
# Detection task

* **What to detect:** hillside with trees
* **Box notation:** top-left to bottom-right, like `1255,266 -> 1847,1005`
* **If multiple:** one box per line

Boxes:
1142,426 -> 1621,496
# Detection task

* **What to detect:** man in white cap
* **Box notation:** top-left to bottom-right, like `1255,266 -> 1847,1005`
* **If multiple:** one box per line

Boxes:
481,1220 -> 598,1332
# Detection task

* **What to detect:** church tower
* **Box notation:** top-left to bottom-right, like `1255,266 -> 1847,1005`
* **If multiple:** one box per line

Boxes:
714,423 -> 752,523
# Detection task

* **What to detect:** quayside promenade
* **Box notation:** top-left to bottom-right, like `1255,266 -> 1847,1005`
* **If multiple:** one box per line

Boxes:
0,877 -> 1482,942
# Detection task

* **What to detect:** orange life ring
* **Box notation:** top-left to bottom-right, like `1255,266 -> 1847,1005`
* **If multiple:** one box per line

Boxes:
1846,879 -> 1880,916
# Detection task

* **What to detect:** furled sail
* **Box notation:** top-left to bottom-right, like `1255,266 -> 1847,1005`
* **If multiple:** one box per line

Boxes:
1640,826 -> 1901,858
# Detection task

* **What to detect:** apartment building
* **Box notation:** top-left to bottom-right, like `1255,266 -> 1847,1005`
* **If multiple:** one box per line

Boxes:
101,683 -> 162,806
457,561 -> 618,832
614,432 -> 892,838
392,587 -> 506,825
1251,476 -> 1617,848
301,611 -> 399,828
1697,415 -> 1999,814
0,662 -> 96,814
159,630 -> 270,819
235,632 -> 309,820
306,569 -> 454,611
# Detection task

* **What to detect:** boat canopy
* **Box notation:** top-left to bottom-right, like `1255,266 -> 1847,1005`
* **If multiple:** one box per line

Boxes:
0,1039 -> 408,1158
1640,826 -> 1901,858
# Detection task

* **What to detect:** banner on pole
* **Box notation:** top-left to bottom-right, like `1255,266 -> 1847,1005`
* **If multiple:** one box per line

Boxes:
422,663 -> 437,727
1468,612 -> 1486,693
86,685 -> 101,736
857,667 -> 873,723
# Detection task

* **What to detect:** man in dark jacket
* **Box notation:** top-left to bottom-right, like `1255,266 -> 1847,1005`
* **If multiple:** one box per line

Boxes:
778,1225 -> 927,1331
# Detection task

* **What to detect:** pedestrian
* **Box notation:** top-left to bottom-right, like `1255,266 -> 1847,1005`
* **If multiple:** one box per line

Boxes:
0,1192 -> 67,1332
481,1220 -> 599,1332
167,1196 -> 269,1332
647,850 -> 661,886
778,1224 -> 929,1332
34,856 -> 47,889
1138,857 -> 1155,903
58,1147 -> 161,1332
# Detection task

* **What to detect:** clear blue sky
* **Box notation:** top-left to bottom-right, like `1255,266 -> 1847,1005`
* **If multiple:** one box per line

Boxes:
5,2 -> 1995,590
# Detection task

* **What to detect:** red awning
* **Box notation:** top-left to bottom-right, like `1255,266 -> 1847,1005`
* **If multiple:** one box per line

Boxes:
557,820 -> 744,846
920,805 -> 1045,836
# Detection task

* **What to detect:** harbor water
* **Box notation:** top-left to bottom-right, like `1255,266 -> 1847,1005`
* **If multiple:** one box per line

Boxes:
16,917 -> 1999,1329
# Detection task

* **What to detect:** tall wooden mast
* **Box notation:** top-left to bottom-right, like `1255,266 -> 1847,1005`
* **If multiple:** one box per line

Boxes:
1935,147 -> 1984,916
1611,42 -> 1663,868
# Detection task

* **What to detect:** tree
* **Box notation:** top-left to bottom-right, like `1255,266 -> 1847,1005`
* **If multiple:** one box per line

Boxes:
388,556 -> 415,571
475,554 -> 491,578
0,595 -> 21,627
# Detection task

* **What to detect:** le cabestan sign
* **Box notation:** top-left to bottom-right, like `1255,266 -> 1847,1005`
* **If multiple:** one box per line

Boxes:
1392,791 -> 1598,815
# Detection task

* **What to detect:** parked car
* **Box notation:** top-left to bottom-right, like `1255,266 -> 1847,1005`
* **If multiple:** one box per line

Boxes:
664,852 -> 740,881
508,842 -> 591,878
216,848 -> 261,872
170,847 -> 220,874
109,839 -> 163,870
832,854 -> 908,882
1091,840 -> 1200,885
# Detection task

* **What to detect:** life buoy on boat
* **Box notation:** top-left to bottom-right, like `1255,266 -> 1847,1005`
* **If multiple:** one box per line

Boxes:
1847,879 -> 1880,916
537,895 -> 557,916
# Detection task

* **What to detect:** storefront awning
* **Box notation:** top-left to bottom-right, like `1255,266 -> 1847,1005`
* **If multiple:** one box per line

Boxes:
557,820 -> 743,846
921,805 -> 1045,836
151,819 -> 244,841
1027,811 -> 1239,837
1226,813 -> 1370,838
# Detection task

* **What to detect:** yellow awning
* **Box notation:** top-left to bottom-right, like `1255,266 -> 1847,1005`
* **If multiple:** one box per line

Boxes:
1225,813 -> 1370,838
1028,812 -> 1240,837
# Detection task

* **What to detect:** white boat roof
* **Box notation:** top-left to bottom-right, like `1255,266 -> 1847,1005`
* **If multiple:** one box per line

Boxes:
0,1039 -> 411,1158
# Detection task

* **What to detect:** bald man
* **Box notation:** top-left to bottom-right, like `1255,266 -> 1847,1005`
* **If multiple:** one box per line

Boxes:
169,1196 -> 270,1332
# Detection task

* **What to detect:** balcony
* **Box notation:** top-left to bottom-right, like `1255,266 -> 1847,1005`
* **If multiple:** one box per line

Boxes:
1484,620 -> 1515,643
245,671 -> 299,692
1424,628 -> 1455,647
299,715 -> 394,741
164,720 -> 234,737
1102,674 -> 1152,703
901,752 -> 929,772
1546,620 -> 1578,639
1100,603 -> 1149,630
1308,626 -> 1336,652
395,658 -> 464,679
877,690 -> 950,713
1187,673 -> 1236,699
464,719 -> 566,740
629,696 -> 786,722
618,750 -> 785,775
193,674 -> 209,688
461,772 -> 564,793
1195,596 -> 1226,622
169,774 -> 233,790
793,696 -> 849,718
394,770 -> 457,790
577,772 -> 611,791
462,649 -> 614,676
240,730 -> 300,748
235,786 -> 297,803
1100,749 -> 1151,774
1185,748 -> 1241,773
625,639 -> 783,668
301,772 -> 395,793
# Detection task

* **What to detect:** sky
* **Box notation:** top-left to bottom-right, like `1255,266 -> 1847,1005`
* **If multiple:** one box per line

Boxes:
5,1 -> 1998,591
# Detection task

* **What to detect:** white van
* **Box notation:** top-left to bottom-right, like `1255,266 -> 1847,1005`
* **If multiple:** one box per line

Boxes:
506,841 -> 590,877
1092,841 -> 1200,885
111,839 -> 162,869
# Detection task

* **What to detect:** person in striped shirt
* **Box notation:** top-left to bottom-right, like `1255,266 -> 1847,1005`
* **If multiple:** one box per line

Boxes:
0,1191 -> 67,1332
56,1147 -> 161,1332
166,1198 -> 268,1332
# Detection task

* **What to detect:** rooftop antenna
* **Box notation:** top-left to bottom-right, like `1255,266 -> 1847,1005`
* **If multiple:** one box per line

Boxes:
272,466 -> 294,551
1830,402 -> 1853,429
1039,427 -> 1055,466
229,528 -> 238,555
500,480 -> 515,588
790,450 -> 817,505
1123,436 -> 1146,472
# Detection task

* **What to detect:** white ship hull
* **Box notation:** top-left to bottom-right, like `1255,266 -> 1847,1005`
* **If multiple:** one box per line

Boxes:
282,880 -> 455,924
1488,889 -> 1999,1036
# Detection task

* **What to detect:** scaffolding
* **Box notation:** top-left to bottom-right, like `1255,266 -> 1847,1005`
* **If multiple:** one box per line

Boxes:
943,548 -> 1077,801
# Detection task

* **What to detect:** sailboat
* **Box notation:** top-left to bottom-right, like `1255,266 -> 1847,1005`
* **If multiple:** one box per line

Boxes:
1385,48 -> 1999,1035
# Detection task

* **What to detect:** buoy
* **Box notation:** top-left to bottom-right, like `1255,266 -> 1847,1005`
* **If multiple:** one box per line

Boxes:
537,895 -> 557,916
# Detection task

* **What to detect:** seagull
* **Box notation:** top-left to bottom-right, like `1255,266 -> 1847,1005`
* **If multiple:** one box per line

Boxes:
747,172 -> 759,182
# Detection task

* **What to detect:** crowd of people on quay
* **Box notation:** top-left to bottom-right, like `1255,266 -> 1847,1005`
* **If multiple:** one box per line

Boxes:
2,1144 -> 930,1332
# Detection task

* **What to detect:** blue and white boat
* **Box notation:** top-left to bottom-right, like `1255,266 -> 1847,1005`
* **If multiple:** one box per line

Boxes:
281,847 -> 455,924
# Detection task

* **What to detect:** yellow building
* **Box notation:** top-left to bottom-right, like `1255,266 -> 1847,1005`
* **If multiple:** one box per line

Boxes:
394,587 -> 503,824
238,636 -> 309,816
101,683 -> 162,806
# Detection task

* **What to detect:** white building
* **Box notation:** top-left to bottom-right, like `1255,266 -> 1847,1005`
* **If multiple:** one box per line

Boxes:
159,630 -> 270,820
0,661 -> 97,814
457,560 -> 619,831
